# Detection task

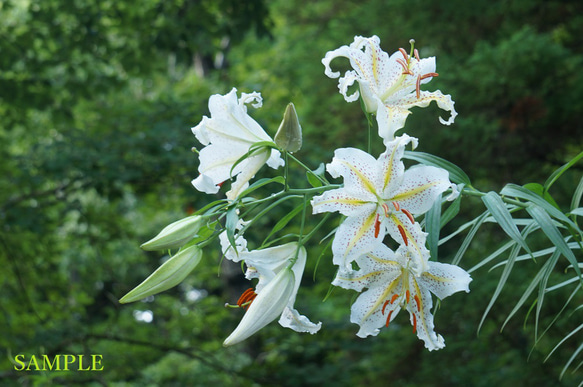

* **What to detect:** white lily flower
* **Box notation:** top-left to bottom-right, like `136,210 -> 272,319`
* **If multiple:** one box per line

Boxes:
311,135 -> 451,270
333,243 -> 472,351
220,234 -> 321,345
322,35 -> 457,144
192,88 -> 284,200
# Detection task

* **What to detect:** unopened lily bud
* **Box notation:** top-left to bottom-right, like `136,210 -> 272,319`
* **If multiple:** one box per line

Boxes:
120,245 -> 202,303
141,215 -> 204,251
274,103 -> 302,153
223,266 -> 295,346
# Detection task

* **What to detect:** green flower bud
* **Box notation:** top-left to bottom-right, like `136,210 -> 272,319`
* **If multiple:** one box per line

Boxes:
120,245 -> 203,303
274,103 -> 302,153
140,215 -> 204,251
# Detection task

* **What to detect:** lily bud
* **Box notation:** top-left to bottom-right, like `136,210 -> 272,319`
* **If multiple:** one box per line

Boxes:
274,103 -> 302,153
223,266 -> 295,346
119,245 -> 202,303
140,216 -> 204,251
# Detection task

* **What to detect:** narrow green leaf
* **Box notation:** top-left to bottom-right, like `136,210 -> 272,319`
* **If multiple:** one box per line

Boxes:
426,194 -> 441,260
570,208 -> 583,216
452,210 -> 490,265
307,163 -> 326,188
403,150 -> 471,186
262,203 -> 304,246
229,141 -> 276,177
469,240 -> 515,273
237,176 -> 285,198
225,206 -> 239,252
544,323 -> 583,378
440,193 -> 462,229
482,191 -> 531,254
501,256 -> 554,331
570,176 -> 583,213
535,250 -> 561,338
478,243 -> 522,333
524,182 -> 560,210
501,184 -> 577,229
526,204 -> 581,278
544,150 -> 583,191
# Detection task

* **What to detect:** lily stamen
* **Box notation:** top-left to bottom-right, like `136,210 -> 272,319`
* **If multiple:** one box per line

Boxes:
392,201 -> 401,212
414,294 -> 422,312
414,48 -> 420,62
382,300 -> 391,315
412,314 -> 417,333
397,224 -> 408,246
236,288 -> 257,309
401,208 -> 415,224
398,48 -> 409,63
374,214 -> 381,238
385,310 -> 394,327
396,58 -> 410,74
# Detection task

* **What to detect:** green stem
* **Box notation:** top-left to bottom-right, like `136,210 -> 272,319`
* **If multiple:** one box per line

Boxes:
462,186 -> 531,208
286,152 -> 329,185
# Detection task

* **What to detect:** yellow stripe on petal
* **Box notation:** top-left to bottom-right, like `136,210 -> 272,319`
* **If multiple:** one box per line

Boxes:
391,180 -> 441,202
362,274 -> 402,322
345,211 -> 377,258
338,159 -> 377,195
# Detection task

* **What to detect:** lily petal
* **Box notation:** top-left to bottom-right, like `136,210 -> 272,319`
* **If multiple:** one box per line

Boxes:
223,267 -> 295,346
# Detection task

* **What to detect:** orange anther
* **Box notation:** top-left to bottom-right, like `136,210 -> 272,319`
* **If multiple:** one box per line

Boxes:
414,48 -> 420,61
237,288 -> 257,309
397,224 -> 408,246
399,48 -> 409,62
414,294 -> 421,312
402,208 -> 415,224
396,58 -> 409,73
381,202 -> 390,217
416,75 -> 421,99
406,290 -> 411,303
374,214 -> 381,238
390,294 -> 399,304
420,72 -> 439,80
385,311 -> 394,327
392,201 -> 401,212
412,314 -> 417,333
382,300 -> 391,315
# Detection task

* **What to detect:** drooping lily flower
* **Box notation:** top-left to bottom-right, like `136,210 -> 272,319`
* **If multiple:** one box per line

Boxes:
333,243 -> 471,351
192,88 -> 284,200
311,135 -> 452,270
220,233 -> 321,345
322,35 -> 457,144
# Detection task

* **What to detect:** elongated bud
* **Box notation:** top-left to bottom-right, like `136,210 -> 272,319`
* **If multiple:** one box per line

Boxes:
223,266 -> 295,346
120,245 -> 202,303
274,103 -> 302,153
141,215 -> 204,251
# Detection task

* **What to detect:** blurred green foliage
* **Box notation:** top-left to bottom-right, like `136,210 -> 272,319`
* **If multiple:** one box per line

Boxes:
1,0 -> 582,385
